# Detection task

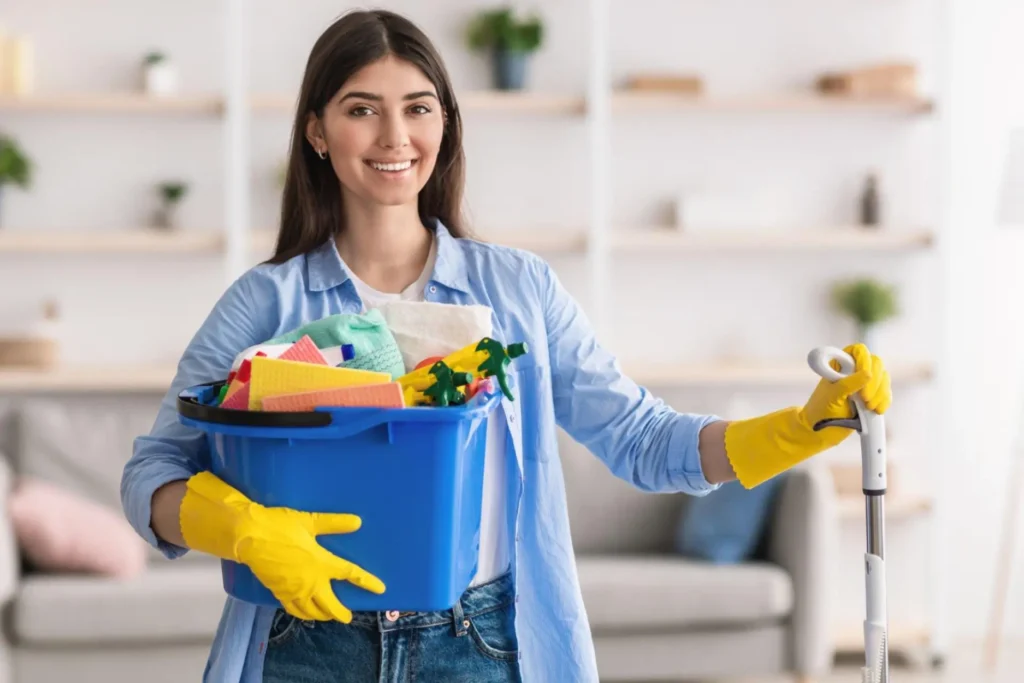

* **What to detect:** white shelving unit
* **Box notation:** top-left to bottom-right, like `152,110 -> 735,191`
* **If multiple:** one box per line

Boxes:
0,0 -> 949,666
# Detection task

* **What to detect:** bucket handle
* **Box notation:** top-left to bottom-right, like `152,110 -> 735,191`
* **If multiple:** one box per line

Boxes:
314,407 -> 397,441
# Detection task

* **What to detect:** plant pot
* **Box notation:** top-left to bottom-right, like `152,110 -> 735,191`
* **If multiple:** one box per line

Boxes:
152,204 -> 178,231
144,62 -> 178,97
493,49 -> 530,91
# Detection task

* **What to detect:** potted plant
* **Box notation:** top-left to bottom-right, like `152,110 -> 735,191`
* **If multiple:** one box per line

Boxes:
0,135 -> 32,228
152,181 -> 188,230
832,278 -> 899,351
466,6 -> 543,91
143,51 -> 178,96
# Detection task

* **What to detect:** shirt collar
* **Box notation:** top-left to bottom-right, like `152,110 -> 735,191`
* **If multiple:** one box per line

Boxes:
306,217 -> 470,294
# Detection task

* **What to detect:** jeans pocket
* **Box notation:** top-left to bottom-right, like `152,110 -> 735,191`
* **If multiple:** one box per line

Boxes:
466,602 -> 520,662
266,610 -> 301,648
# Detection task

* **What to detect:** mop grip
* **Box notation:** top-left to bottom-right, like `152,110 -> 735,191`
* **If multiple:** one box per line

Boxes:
807,346 -> 887,493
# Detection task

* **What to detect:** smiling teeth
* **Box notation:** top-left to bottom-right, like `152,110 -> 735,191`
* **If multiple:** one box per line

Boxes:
370,161 -> 412,172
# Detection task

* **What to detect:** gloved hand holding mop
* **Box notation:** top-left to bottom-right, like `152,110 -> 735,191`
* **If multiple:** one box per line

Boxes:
698,342 -> 892,488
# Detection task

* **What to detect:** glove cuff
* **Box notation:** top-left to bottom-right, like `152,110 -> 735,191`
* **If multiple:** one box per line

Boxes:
724,407 -> 832,489
179,471 -> 255,562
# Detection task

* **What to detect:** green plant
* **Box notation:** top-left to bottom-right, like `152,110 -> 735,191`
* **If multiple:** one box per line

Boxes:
832,278 -> 899,326
158,181 -> 188,204
0,136 -> 32,188
467,7 -> 543,53
144,51 -> 166,66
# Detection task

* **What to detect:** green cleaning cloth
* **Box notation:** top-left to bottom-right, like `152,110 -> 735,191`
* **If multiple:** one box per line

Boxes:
265,308 -> 406,379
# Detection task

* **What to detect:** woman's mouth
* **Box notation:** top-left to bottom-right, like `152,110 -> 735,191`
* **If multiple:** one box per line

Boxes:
366,159 -> 417,174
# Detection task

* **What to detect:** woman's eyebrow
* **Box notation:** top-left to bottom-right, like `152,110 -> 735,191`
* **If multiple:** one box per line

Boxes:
339,90 -> 438,102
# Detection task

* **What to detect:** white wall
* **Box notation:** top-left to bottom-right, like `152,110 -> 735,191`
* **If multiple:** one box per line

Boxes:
2,0 -> 1023,648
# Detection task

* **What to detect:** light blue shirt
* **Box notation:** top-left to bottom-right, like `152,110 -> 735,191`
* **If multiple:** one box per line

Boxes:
121,219 -> 721,682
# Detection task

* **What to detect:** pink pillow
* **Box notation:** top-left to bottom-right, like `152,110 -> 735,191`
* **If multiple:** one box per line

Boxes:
8,477 -> 146,579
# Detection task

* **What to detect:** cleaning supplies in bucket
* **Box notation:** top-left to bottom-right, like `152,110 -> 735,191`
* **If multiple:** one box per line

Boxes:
177,302 -> 529,611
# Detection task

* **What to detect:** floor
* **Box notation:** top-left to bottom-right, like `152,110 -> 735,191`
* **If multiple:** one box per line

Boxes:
651,642 -> 1024,682
750,643 -> 1018,682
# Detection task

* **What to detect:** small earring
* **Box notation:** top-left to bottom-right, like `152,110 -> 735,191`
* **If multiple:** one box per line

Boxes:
317,148 -> 327,160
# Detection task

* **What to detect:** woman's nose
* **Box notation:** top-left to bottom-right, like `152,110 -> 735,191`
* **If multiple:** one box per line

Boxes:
378,112 -> 409,150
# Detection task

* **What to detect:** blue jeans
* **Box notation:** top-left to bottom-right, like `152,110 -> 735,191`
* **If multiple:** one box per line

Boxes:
262,572 -> 522,683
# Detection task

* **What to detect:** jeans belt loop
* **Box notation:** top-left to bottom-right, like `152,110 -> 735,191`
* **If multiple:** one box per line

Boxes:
452,598 -> 468,637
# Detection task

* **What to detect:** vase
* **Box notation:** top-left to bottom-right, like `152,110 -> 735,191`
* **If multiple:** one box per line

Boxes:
144,62 -> 178,97
857,324 -> 879,353
493,49 -> 529,91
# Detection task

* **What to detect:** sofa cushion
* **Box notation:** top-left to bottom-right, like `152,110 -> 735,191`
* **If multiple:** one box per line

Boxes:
13,397 -> 212,564
577,555 -> 793,632
9,476 -> 147,578
14,397 -> 163,512
560,432 -> 688,554
675,477 -> 786,563
12,563 -> 227,645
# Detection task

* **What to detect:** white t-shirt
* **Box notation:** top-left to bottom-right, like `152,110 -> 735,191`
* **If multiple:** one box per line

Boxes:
344,240 -> 510,588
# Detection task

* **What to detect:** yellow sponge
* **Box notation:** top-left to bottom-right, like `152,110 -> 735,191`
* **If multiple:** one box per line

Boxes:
248,356 -> 390,410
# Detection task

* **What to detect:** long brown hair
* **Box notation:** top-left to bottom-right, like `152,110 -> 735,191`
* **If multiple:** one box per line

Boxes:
268,10 -> 468,264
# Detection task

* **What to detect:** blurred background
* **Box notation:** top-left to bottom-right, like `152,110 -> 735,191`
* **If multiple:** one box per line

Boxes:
0,0 -> 1023,681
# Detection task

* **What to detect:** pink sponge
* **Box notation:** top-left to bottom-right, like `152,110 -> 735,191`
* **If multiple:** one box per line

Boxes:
262,382 -> 405,412
220,382 -> 251,410
278,335 -> 328,365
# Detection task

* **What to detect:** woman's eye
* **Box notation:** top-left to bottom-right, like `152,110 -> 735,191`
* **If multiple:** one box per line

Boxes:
409,104 -> 431,115
348,105 -> 375,117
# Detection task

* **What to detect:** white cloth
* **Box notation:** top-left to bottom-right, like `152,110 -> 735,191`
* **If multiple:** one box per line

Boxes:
377,300 -> 494,373
346,243 -> 509,588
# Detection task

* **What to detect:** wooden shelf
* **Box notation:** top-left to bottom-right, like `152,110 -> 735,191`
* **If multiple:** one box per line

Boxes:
0,93 -> 224,115
0,91 -> 934,117
0,231 -> 224,254
612,227 -> 934,252
625,360 -> 934,387
249,229 -> 589,254
472,229 -> 589,252
838,493 -> 934,520
0,366 -> 176,393
458,91 -> 586,114
252,91 -> 586,115
613,91 -> 935,114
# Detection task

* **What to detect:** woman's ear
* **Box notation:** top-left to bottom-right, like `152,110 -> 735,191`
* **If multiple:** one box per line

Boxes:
305,113 -> 325,154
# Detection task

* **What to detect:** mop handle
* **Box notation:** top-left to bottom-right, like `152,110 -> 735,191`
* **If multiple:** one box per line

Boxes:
807,346 -> 890,683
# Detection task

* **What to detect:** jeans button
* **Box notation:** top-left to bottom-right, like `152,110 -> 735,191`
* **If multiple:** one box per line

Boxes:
385,610 -> 399,621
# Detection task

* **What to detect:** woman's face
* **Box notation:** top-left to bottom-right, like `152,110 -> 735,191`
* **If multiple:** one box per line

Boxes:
307,55 -> 445,209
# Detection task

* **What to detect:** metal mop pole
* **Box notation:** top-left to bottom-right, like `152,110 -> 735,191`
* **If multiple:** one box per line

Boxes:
808,347 -> 889,683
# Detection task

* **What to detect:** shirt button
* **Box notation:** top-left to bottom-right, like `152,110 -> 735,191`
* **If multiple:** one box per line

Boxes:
385,610 -> 399,621
509,413 -> 515,423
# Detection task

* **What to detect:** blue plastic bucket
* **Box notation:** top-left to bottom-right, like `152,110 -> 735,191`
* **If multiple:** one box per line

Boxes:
176,380 -> 498,612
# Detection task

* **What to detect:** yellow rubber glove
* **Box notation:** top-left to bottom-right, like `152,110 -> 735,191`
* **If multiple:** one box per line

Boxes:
179,471 -> 384,623
724,344 -> 892,489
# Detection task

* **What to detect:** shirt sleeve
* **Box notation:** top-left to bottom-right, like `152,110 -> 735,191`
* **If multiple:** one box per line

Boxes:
121,271 -> 270,558
536,259 -> 722,496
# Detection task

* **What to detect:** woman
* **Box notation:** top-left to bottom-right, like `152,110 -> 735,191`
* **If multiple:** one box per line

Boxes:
122,9 -> 891,683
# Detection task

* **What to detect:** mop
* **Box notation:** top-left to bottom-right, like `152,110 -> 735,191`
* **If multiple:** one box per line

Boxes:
808,346 -> 889,683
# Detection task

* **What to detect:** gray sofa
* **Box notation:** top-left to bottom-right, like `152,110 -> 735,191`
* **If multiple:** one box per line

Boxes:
0,395 -> 836,682
559,430 -> 837,682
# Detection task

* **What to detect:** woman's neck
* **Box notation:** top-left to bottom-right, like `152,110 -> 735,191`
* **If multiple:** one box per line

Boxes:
335,200 -> 433,294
